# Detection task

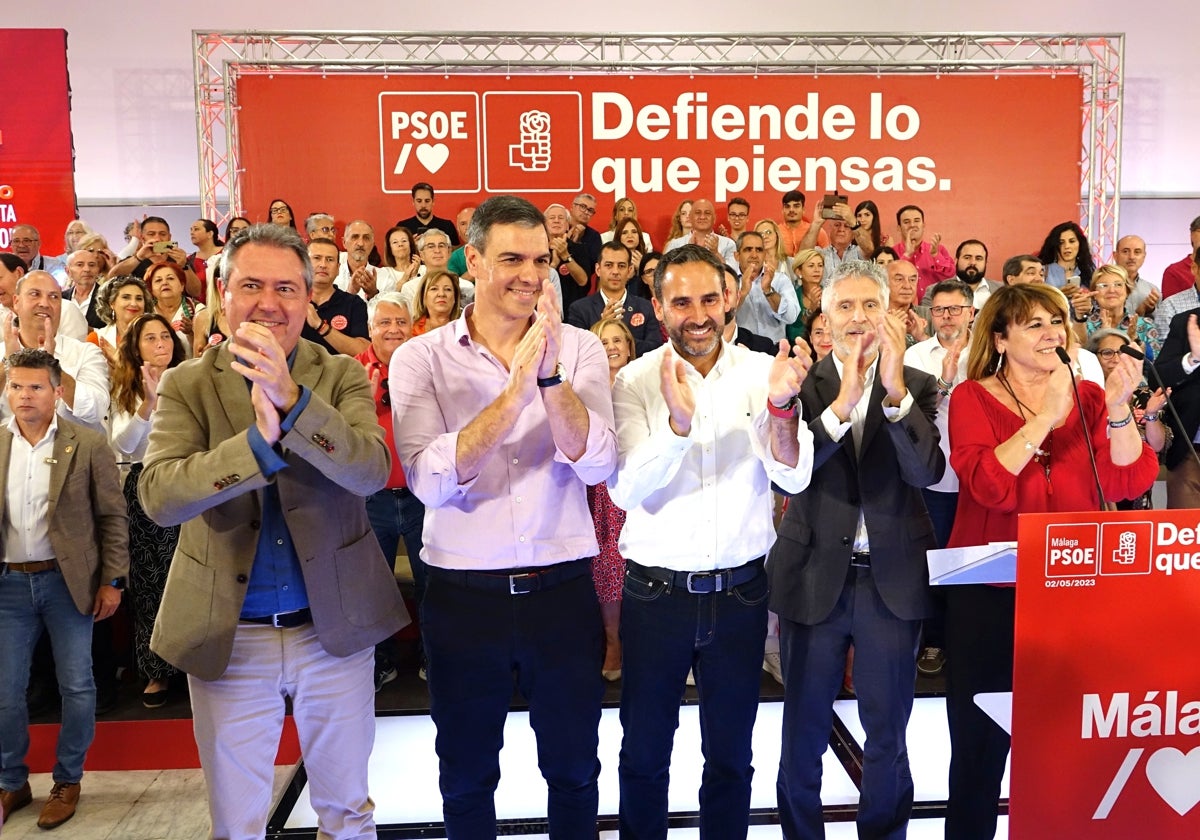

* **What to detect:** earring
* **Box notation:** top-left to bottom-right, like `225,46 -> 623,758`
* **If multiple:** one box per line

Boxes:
996,350 -> 1005,372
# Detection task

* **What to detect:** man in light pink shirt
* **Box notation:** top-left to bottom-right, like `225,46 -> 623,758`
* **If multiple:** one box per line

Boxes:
894,204 -> 955,301
390,195 -> 617,837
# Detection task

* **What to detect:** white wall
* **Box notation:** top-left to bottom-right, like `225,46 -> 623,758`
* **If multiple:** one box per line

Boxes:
6,2 -> 1198,273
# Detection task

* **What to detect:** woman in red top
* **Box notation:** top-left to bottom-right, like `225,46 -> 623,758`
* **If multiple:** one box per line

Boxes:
943,283 -> 1158,839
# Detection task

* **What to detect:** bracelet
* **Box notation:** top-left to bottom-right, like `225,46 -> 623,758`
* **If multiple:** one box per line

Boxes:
1107,410 -> 1135,429
1016,428 -> 1036,451
1143,411 -> 1161,423
318,320 -> 332,337
936,376 -> 953,396
766,396 -> 799,418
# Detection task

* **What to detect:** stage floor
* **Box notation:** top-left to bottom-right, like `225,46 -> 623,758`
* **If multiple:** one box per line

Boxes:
274,697 -> 1010,838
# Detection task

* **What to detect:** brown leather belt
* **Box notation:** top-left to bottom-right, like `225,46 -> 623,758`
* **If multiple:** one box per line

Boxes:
4,559 -> 57,574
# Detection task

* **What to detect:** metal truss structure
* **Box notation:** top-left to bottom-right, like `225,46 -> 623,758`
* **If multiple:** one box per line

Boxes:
193,32 -> 1123,253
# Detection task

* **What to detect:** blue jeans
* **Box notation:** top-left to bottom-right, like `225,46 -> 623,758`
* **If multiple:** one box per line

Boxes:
618,561 -> 769,839
777,568 -> 921,840
365,488 -> 426,603
421,562 -> 604,839
0,568 -> 96,788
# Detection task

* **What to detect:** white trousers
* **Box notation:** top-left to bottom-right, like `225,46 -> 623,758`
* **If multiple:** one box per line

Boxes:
188,622 -> 377,840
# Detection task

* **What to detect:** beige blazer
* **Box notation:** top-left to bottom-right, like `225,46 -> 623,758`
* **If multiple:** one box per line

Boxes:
139,339 -> 409,681
0,418 -> 129,614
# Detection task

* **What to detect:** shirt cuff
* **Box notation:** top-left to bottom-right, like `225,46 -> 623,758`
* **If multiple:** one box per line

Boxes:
279,386 -> 311,433
1184,353 -> 1200,375
821,406 -> 852,441
248,424 -> 288,477
882,388 -> 915,422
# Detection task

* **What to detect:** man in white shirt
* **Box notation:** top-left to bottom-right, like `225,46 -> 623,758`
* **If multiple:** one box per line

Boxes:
1,272 -> 109,434
665,199 -> 739,271
62,250 -> 105,330
609,243 -> 814,836
8,225 -> 66,285
0,348 -> 127,829
734,230 -> 800,342
335,220 -> 399,301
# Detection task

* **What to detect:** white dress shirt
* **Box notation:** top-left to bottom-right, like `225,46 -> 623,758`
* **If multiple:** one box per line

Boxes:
820,352 -> 914,552
905,335 -> 969,493
666,233 -> 739,271
610,341 -> 814,571
3,414 -> 58,564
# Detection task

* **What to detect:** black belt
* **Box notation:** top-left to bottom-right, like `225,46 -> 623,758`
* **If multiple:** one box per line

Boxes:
628,558 -> 764,594
427,558 -> 590,595
385,487 -> 411,497
242,608 -> 313,628
850,552 -> 871,569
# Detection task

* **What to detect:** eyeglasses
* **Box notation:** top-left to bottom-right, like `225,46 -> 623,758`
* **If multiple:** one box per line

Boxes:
379,376 -> 391,407
313,225 -> 336,234
930,305 -> 967,316
572,202 -> 596,215
10,238 -> 38,245
422,242 -> 449,251
1093,282 -> 1125,292
1096,348 -> 1124,360
270,206 -> 290,215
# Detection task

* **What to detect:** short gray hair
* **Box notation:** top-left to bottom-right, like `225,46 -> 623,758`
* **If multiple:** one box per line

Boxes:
367,291 -> 409,323
821,259 -> 889,312
223,223 -> 313,292
305,213 -> 335,237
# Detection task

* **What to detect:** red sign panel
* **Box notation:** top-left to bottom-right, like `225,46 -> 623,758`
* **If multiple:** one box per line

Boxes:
237,72 -> 1081,266
0,30 -> 76,256
1014,510 -> 1200,837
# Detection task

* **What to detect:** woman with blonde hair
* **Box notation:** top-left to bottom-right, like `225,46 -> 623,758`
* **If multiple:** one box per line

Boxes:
667,200 -> 693,241
755,219 -> 792,280
411,269 -> 462,336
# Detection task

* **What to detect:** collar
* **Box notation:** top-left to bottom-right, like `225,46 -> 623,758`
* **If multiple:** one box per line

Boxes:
6,411 -> 59,447
831,347 -> 880,388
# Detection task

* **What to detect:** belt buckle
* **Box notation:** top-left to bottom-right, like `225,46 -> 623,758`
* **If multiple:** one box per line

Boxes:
509,573 -> 537,595
271,612 -> 287,628
686,571 -> 721,594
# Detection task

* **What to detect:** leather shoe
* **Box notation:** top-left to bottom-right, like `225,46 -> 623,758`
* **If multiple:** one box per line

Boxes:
37,781 -> 79,829
1,781 -> 33,820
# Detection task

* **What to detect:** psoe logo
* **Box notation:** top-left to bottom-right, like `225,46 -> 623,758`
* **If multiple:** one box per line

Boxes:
482,91 -> 582,193
1099,521 -> 1153,576
378,92 -> 481,194
1045,523 -> 1099,578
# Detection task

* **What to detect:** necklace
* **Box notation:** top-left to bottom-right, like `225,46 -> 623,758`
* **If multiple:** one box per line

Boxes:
997,371 -> 1053,492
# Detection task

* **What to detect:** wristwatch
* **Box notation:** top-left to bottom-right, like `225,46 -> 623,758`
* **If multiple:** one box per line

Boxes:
110,577 -> 127,591
537,362 -> 567,388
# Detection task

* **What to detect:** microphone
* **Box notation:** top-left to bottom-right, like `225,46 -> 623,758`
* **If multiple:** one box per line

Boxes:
1119,344 -> 1200,472
1055,347 -> 1106,510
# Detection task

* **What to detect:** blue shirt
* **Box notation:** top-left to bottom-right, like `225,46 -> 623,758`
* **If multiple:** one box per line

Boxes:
239,380 -> 314,619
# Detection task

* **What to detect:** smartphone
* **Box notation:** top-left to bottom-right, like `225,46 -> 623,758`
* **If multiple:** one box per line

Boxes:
821,195 -> 848,220
152,241 -> 173,254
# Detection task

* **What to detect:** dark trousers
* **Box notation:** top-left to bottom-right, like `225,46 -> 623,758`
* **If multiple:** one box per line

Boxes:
943,585 -> 1014,840
617,561 -> 769,839
421,562 -> 603,839
919,489 -> 958,650
777,568 -> 921,840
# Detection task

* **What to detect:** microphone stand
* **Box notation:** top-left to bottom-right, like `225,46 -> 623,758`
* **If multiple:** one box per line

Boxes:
1055,347 -> 1105,511
1119,343 -> 1200,472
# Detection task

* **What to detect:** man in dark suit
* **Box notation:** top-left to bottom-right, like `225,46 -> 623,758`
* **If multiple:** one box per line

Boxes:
567,241 -> 663,356
139,224 -> 408,839
1154,248 -> 1200,508
0,349 -> 128,829
768,259 -> 944,839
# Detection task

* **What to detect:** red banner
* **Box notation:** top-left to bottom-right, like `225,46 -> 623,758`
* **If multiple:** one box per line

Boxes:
237,72 -> 1081,266
1014,510 -> 1200,837
0,29 -> 76,255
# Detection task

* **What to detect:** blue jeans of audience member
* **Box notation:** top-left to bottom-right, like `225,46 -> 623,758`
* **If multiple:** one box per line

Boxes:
618,559 -> 769,839
777,567 -> 921,840
0,568 -> 96,789
421,560 -> 604,839
365,487 -> 427,602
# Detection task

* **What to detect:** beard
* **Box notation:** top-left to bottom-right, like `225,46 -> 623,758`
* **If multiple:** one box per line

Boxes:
667,316 -> 722,360
956,265 -> 985,285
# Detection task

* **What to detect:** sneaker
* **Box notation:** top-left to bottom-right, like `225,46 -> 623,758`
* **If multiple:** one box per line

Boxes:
762,652 -> 784,685
37,781 -> 80,829
374,664 -> 398,693
917,647 -> 945,676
